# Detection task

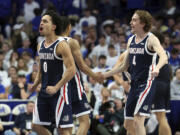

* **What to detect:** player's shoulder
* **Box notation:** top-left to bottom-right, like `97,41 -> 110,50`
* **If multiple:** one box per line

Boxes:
147,32 -> 160,46
148,32 -> 158,40
68,38 -> 79,46
127,34 -> 135,43
37,39 -> 45,50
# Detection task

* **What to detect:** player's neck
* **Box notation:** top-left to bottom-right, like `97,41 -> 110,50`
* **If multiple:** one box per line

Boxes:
136,31 -> 148,39
61,33 -> 68,37
45,34 -> 58,45
61,32 -> 68,37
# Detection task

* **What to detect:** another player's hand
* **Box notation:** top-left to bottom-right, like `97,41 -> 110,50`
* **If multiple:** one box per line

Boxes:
29,84 -> 37,92
36,84 -> 41,92
151,67 -> 159,77
46,86 -> 58,95
94,72 -> 105,83
103,72 -> 109,79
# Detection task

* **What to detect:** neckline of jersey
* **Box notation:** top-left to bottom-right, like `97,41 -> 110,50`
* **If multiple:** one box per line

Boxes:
43,38 -> 59,49
134,33 -> 149,45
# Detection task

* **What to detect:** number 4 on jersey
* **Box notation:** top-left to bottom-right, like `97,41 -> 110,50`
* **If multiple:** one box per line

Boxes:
133,56 -> 136,65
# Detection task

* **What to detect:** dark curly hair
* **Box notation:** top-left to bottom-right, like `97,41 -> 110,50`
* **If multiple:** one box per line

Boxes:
42,10 -> 61,35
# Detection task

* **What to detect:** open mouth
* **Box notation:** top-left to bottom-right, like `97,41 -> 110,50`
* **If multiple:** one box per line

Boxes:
39,27 -> 43,32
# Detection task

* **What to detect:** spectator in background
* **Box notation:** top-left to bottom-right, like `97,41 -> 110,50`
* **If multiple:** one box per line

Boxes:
73,0 -> 87,15
106,45 -> 118,68
0,34 -> 4,48
99,0 -> 113,20
26,70 -> 37,99
73,30 -> 82,46
5,72 -> 18,99
21,51 -> 34,74
81,37 -> 94,58
0,123 -> 4,135
173,41 -> 180,52
81,21 -> 89,41
90,35 -> 109,66
164,34 -> 173,52
83,82 -> 92,105
102,21 -> 114,45
17,58 -> 29,76
6,71 -> 29,99
96,98 -> 126,135
0,0 -> 12,34
176,131 -> 180,135
87,27 -> 98,45
153,16 -> 168,33
23,0 -> 40,24
118,34 -> 127,48
4,17 -> 14,39
31,8 -> 41,33
167,17 -> 176,34
6,66 -> 18,88
91,87 -> 111,135
110,32 -> 120,55
11,23 -> 28,50
93,55 -> 110,73
0,59 -> 9,87
17,37 -> 34,57
4,51 -> 19,71
120,42 -> 127,53
4,101 -> 37,135
171,67 -> 180,100
1,40 -> 13,63
169,48 -> 180,72
79,8 -> 97,29
0,76 -> 6,99
160,0 -> 179,16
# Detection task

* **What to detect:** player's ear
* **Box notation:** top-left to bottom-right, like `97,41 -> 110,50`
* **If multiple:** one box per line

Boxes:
52,24 -> 56,31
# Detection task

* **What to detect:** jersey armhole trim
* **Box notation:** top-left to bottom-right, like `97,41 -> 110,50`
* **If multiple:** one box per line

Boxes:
145,36 -> 155,56
54,43 -> 63,60
37,40 -> 44,55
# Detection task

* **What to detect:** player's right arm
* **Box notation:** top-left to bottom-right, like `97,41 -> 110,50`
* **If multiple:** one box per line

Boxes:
31,44 -> 41,91
103,36 -> 133,78
46,41 -> 76,95
69,39 -> 103,83
111,51 -> 130,91
112,50 -> 127,70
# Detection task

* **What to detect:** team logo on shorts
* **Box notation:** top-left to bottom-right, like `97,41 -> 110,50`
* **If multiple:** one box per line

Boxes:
84,103 -> 90,109
143,105 -> 148,111
62,115 -> 69,122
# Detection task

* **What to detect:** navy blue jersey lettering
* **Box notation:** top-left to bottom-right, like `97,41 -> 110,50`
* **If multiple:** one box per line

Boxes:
129,33 -> 156,82
38,37 -> 65,97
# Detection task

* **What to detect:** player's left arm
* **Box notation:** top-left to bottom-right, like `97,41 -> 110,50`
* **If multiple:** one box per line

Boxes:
69,39 -> 103,83
46,41 -> 76,94
148,34 -> 168,77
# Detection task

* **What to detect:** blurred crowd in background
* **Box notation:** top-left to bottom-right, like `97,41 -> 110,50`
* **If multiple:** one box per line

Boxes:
0,0 -> 180,135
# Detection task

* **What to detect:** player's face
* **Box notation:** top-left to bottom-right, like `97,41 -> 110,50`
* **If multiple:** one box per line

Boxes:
39,15 -> 56,36
130,13 -> 144,34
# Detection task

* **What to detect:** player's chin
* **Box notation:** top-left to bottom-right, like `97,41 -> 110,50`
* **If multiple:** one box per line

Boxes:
131,29 -> 135,34
39,32 -> 44,36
